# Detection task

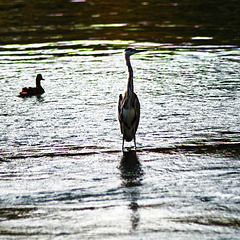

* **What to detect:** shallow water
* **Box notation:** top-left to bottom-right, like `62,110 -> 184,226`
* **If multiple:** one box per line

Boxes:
1,0 -> 240,239
0,40 -> 240,240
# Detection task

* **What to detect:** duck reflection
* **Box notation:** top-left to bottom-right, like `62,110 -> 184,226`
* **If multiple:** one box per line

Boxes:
36,95 -> 44,102
119,150 -> 143,230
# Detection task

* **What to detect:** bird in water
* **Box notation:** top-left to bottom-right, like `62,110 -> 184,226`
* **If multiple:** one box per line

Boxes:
118,47 -> 146,151
19,74 -> 45,96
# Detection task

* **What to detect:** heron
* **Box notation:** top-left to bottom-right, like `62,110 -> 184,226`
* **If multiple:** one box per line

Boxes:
118,47 -> 146,151
19,74 -> 45,96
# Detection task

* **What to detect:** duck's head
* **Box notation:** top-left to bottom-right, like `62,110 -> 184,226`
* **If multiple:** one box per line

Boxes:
124,47 -> 146,57
36,74 -> 45,81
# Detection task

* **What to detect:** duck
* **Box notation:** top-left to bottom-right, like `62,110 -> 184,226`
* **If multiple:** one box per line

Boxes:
19,74 -> 45,96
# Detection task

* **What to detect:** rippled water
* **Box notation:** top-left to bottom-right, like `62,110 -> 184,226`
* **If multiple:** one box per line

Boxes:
1,0 -> 240,45
0,40 -> 240,239
1,0 -> 240,238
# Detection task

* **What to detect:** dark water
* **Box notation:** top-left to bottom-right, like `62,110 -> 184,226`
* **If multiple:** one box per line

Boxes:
1,0 -> 240,45
0,0 -> 240,239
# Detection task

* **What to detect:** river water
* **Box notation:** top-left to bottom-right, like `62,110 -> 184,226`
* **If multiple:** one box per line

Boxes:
0,0 -> 240,239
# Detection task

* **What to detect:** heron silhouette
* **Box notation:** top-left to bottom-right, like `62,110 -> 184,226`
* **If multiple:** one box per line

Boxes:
118,47 -> 145,151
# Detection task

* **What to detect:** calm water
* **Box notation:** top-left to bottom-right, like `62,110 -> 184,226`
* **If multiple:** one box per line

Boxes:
1,0 -> 240,239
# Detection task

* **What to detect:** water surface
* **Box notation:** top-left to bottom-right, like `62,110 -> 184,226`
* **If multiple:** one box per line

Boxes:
1,0 -> 240,45
0,40 -> 240,240
0,0 -> 240,239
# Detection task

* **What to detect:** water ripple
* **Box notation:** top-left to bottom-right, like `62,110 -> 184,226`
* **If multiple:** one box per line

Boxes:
1,40 -> 240,239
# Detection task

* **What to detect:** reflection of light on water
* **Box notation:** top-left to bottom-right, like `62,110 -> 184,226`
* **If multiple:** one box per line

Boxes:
90,23 -> 127,28
0,39 -> 240,239
70,0 -> 86,2
1,41 -> 240,154
192,36 -> 213,40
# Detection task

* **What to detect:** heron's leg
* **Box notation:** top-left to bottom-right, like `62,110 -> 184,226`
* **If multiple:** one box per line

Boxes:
134,136 -> 136,150
122,137 -> 125,151
121,123 -> 125,151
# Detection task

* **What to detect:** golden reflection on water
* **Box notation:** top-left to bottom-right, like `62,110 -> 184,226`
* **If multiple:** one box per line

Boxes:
0,0 -> 239,45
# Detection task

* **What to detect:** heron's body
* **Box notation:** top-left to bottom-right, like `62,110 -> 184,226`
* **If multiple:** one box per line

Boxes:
119,91 -> 140,143
118,47 -> 145,150
19,74 -> 45,96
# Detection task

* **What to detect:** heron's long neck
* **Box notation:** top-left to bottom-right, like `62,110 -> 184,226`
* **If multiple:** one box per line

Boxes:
125,55 -> 134,96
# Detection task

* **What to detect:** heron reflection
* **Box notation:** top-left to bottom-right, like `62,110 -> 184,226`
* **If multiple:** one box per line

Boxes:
119,150 -> 143,230
119,150 -> 143,187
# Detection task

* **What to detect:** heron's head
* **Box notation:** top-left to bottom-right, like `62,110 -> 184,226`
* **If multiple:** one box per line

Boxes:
36,74 -> 45,81
124,47 -> 146,56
